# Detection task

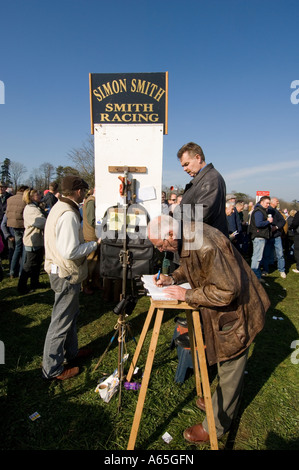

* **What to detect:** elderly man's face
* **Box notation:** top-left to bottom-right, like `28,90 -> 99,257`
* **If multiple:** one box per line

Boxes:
271,198 -> 279,208
149,228 -> 179,253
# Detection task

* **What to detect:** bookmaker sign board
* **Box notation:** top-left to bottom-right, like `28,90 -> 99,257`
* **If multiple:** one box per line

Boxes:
256,190 -> 270,202
89,72 -> 168,134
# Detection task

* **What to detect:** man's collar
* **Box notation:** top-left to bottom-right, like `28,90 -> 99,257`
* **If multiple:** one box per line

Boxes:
60,196 -> 82,220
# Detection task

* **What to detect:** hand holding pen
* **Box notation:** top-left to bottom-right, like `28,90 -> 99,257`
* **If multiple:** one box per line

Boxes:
154,269 -> 173,287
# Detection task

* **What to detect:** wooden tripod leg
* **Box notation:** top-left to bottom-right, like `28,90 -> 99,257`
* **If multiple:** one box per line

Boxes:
186,311 -> 202,397
192,311 -> 218,450
126,303 -> 155,382
127,307 -> 164,450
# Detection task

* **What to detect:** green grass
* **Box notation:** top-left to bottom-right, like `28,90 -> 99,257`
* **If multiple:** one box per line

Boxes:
0,257 -> 298,451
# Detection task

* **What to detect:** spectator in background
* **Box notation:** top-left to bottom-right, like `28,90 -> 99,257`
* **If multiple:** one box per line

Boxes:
1,214 -> 15,271
168,192 -> 177,204
0,181 -> 12,259
42,182 -> 59,213
176,195 -> 183,205
5,185 -> 29,278
82,188 -> 101,295
242,203 -> 249,224
226,201 -> 238,243
226,195 -> 242,251
17,189 -> 47,294
262,197 -> 286,279
161,191 -> 169,215
288,210 -> 299,273
249,196 -> 273,281
235,201 -> 245,222
286,209 -> 297,259
247,201 -> 254,222
0,181 -> 12,222
168,193 -> 177,216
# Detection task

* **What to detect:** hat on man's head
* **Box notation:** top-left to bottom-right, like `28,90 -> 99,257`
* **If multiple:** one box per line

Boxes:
61,175 -> 89,192
226,193 -> 236,201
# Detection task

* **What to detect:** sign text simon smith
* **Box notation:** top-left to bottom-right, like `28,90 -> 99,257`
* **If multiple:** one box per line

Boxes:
89,73 -> 168,133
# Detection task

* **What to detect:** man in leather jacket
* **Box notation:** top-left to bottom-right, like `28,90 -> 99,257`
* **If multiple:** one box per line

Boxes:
147,215 -> 270,444
176,142 -> 228,237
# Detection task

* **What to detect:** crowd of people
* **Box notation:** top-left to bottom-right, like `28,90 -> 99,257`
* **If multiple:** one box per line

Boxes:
0,141 -> 298,445
161,188 -> 299,280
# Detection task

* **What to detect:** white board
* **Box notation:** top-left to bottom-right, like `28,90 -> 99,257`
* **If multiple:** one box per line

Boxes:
94,123 -> 164,236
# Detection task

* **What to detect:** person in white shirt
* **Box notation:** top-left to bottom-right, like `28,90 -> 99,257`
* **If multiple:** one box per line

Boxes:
42,176 -> 101,381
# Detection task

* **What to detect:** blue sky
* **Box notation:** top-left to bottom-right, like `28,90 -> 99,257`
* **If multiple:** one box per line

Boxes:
1,0 -> 299,202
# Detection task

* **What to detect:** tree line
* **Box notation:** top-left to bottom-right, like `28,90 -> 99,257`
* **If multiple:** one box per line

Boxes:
1,136 -> 298,211
0,135 -> 95,192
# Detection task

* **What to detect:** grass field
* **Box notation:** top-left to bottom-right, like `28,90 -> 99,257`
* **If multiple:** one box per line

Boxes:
0,256 -> 298,451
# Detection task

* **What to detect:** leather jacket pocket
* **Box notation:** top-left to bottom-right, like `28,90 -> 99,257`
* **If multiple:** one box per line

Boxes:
216,312 -> 247,357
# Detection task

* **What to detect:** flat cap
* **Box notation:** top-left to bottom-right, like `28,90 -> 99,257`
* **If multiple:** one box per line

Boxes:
61,175 -> 89,192
226,193 -> 236,201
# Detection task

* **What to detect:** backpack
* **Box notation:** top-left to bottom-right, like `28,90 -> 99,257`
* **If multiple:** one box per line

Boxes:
99,203 -> 154,279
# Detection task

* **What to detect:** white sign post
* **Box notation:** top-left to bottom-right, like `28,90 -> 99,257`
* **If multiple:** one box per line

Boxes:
94,123 -> 164,233
89,72 -> 168,235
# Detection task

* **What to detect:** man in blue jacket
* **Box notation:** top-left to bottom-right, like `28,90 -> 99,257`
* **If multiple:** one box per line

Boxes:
249,196 -> 273,281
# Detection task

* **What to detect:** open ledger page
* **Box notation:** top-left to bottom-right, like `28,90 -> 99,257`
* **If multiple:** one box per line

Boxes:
141,275 -> 191,301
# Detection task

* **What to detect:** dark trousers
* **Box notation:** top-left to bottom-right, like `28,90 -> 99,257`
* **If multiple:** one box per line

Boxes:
294,234 -> 299,269
10,228 -> 24,277
202,349 -> 249,438
18,247 -> 44,292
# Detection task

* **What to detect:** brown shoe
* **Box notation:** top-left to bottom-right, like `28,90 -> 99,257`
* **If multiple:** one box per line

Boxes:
195,396 -> 206,412
55,366 -> 79,380
183,423 -> 210,444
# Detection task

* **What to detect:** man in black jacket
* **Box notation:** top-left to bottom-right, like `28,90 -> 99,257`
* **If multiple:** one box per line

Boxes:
176,142 -> 228,237
42,182 -> 58,213
249,196 -> 273,281
289,210 -> 299,273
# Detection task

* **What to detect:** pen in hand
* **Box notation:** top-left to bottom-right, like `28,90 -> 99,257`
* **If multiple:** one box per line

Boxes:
156,269 -> 161,281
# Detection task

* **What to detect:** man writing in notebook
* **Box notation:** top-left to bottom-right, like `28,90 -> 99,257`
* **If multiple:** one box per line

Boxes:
147,215 -> 270,444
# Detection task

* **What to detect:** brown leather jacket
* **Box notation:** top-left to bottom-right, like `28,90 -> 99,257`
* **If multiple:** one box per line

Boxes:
172,223 -> 270,365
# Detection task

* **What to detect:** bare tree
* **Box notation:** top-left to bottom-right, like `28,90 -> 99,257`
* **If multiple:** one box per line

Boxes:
10,161 -> 27,192
67,135 -> 95,187
39,162 -> 55,189
26,169 -> 45,191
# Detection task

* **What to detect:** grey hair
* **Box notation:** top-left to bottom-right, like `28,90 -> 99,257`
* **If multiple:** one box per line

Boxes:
147,215 -> 180,240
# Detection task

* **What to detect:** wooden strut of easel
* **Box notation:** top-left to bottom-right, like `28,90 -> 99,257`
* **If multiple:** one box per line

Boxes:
126,299 -> 218,450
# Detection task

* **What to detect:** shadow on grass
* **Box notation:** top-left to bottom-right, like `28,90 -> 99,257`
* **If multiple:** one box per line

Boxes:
0,365 -> 114,450
265,431 -> 299,450
225,274 -> 298,450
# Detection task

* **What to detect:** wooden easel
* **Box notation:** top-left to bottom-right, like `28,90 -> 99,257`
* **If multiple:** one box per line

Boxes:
126,299 -> 218,450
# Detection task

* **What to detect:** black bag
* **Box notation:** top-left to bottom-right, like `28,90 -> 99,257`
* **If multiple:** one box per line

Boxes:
100,204 -> 154,279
